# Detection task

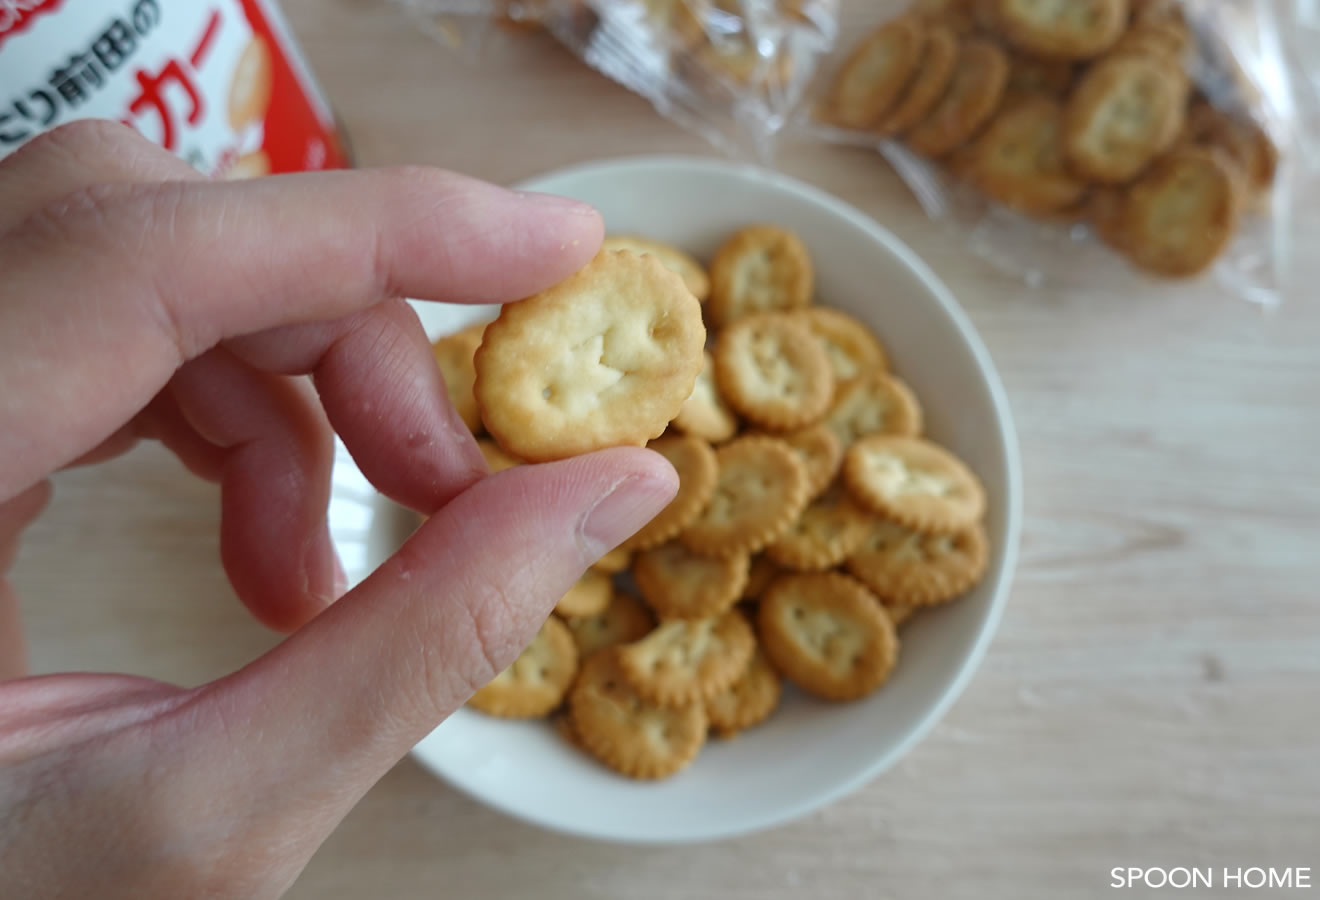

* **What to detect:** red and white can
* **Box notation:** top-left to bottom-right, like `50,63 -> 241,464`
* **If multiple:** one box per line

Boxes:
0,0 -> 351,177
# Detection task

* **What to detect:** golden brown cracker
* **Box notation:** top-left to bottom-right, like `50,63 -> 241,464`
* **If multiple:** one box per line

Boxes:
555,569 -> 614,618
968,96 -> 1089,216
570,649 -> 707,780
467,615 -> 579,718
1182,100 -> 1278,198
906,38 -> 1009,158
843,435 -> 986,535
823,370 -> 923,448
1006,55 -> 1077,99
1111,20 -> 1191,61
228,36 -> 274,130
706,647 -> 782,738
743,553 -> 782,602
708,225 -> 814,328
1117,145 -> 1243,278
679,435 -> 811,558
1063,51 -> 1188,184
625,433 -> 718,551
828,17 -> 927,129
992,0 -> 1128,60
672,350 -> 739,443
846,518 -> 989,606
885,601 -> 919,628
619,611 -> 756,707
432,326 -> 485,434
714,312 -> 834,431
633,541 -> 750,621
776,423 -> 843,500
766,483 -> 872,572
474,250 -> 705,461
601,235 -> 710,302
758,572 -> 898,701
565,591 -> 655,658
798,307 -> 889,380
877,25 -> 960,137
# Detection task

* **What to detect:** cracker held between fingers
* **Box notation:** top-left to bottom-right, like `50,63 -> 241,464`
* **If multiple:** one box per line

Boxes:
679,435 -> 811,558
766,483 -> 872,572
758,572 -> 898,702
672,350 -> 739,443
843,435 -> 986,535
601,235 -> 710,302
797,307 -> 888,381
824,370 -> 923,448
624,434 -> 718,551
827,17 -> 927,130
846,518 -> 989,606
569,649 -> 707,780
1062,51 -> 1187,184
714,312 -> 835,431
473,249 -> 705,461
992,0 -> 1128,61
706,647 -> 782,739
707,225 -> 814,328
467,615 -> 579,718
564,591 -> 654,658
906,38 -> 1009,158
477,438 -> 522,474
431,324 -> 486,434
619,611 -> 756,707
633,541 -> 750,621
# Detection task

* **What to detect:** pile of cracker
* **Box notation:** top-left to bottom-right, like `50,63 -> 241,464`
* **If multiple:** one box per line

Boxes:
436,225 -> 992,781
824,0 -> 1278,279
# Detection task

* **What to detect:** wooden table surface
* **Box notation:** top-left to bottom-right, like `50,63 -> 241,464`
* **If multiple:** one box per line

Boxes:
12,2 -> 1320,897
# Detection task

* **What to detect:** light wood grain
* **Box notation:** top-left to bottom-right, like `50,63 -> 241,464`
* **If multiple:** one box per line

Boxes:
11,2 -> 1320,897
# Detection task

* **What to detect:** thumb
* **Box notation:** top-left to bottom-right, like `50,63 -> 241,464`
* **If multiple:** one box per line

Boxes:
164,447 -> 674,830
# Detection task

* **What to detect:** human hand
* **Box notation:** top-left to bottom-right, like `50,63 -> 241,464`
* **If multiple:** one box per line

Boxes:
0,122 -> 676,898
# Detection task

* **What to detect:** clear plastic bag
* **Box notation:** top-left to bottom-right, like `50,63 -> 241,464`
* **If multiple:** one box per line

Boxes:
802,0 -> 1318,303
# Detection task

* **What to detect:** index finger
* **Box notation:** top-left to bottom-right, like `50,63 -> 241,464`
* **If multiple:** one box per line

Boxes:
0,166 -> 602,500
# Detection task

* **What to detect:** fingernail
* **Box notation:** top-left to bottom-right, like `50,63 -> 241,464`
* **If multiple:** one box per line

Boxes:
510,190 -> 599,217
579,474 -> 676,561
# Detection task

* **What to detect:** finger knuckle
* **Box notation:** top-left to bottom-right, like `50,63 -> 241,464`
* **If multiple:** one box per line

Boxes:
7,120 -> 143,170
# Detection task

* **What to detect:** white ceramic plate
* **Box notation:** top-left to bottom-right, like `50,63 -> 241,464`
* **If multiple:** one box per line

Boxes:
328,155 -> 1022,844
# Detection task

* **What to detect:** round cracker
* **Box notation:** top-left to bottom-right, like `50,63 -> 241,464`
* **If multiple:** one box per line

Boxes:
967,96 -> 1089,216
672,350 -> 739,442
842,435 -> 986,535
906,38 -> 1009,158
823,370 -> 924,448
992,0 -> 1128,60
1006,55 -> 1077,99
1117,145 -> 1243,278
634,541 -> 749,621
828,17 -> 927,129
591,545 -> 632,574
707,225 -> 814,328
570,649 -> 707,780
679,435 -> 811,558
742,553 -> 782,602
625,434 -> 718,551
766,483 -> 872,572
877,25 -> 960,137
758,572 -> 898,702
474,249 -> 705,461
467,615 -> 579,718
714,312 -> 834,431
601,235 -> 710,302
555,569 -> 614,618
618,610 -> 756,707
564,591 -> 655,658
797,307 -> 888,380
1063,51 -> 1188,184
477,437 -> 521,473
846,518 -> 989,606
706,647 -> 782,739
775,423 -> 843,500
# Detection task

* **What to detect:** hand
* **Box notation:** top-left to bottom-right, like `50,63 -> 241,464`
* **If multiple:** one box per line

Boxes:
0,122 -> 677,898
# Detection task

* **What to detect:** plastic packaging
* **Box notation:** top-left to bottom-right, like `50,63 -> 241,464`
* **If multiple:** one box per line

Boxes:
398,0 -> 1317,302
